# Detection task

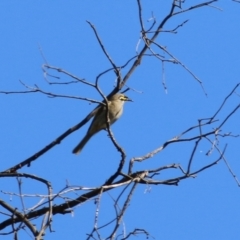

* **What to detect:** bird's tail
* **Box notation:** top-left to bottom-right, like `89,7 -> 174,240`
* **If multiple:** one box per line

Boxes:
72,134 -> 92,154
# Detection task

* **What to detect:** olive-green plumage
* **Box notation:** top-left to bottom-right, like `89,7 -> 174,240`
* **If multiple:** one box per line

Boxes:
72,93 -> 132,154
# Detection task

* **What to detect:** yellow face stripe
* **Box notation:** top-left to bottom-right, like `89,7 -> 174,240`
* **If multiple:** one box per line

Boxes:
119,95 -> 128,101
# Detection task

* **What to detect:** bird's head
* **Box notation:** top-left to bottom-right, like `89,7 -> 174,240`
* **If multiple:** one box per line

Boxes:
109,93 -> 133,102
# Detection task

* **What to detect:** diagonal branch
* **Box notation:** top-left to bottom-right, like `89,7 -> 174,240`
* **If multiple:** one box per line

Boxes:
1,105 -> 101,173
86,21 -> 121,85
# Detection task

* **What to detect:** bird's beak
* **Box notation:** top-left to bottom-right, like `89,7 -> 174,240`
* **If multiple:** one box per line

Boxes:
125,96 -> 133,102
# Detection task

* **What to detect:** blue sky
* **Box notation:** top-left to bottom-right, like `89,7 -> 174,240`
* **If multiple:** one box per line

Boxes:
1,1 -> 240,239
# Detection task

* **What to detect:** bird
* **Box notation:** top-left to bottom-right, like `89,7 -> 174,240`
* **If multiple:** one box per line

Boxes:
72,93 -> 132,154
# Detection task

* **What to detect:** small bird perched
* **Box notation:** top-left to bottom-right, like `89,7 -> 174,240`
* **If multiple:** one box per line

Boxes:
72,93 -> 132,154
